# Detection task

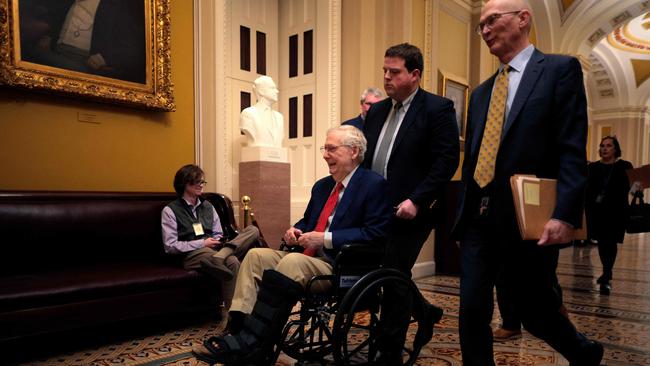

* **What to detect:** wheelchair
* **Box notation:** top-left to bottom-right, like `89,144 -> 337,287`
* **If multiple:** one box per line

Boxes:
272,243 -> 438,365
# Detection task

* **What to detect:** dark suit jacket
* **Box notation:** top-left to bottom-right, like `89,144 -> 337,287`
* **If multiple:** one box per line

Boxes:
294,167 -> 392,260
342,115 -> 364,130
454,49 -> 588,239
363,88 -> 460,216
585,159 -> 633,243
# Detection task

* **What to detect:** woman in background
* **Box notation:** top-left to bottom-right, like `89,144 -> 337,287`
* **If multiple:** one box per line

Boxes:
585,136 -> 633,295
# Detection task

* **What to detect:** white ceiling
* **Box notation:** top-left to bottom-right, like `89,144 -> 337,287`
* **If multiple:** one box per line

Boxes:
528,0 -> 650,109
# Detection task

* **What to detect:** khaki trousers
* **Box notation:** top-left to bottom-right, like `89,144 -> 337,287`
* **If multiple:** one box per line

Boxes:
230,248 -> 333,314
182,225 -> 260,308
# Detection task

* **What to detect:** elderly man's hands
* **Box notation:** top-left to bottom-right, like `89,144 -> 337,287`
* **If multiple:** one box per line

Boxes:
297,231 -> 325,253
283,227 -> 302,246
283,227 -> 324,256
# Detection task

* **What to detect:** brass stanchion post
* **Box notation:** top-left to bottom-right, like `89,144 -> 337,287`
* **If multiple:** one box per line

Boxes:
241,195 -> 251,227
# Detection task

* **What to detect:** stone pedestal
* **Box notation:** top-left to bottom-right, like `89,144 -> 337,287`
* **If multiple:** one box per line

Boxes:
239,160 -> 290,249
240,146 -> 288,163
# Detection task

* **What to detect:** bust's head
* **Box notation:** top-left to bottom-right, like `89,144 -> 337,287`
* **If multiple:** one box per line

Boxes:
253,76 -> 279,103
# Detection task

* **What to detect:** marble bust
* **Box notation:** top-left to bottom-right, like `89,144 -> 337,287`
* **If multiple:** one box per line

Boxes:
240,76 -> 284,148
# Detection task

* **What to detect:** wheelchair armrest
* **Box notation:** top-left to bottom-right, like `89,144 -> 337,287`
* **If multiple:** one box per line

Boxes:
335,243 -> 384,267
332,243 -> 385,291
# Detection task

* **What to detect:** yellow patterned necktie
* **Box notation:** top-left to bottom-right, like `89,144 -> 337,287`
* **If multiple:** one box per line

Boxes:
474,65 -> 510,188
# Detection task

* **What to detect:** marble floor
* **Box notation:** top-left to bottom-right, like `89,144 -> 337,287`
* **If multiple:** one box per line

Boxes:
11,233 -> 650,365
416,232 -> 650,365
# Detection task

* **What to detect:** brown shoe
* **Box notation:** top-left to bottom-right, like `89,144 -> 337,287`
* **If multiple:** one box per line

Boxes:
493,327 -> 522,341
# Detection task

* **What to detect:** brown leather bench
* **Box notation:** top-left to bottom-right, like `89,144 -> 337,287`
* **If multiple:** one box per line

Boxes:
0,191 -> 239,342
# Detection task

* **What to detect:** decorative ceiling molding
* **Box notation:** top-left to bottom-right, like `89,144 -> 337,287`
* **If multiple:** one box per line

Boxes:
610,10 -> 633,28
599,89 -> 615,98
588,28 -> 606,46
592,105 -> 649,120
608,12 -> 650,54
588,51 -> 616,101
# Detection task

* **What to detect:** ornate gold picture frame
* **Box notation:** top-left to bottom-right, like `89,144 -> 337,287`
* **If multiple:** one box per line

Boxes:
0,0 -> 174,111
439,70 -> 469,144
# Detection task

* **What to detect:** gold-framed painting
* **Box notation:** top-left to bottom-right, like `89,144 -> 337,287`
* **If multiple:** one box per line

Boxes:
439,70 -> 469,144
0,0 -> 174,111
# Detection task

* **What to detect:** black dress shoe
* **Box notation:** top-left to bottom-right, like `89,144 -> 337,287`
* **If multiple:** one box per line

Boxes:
374,351 -> 403,366
570,340 -> 604,366
426,303 -> 444,325
599,283 -> 611,295
412,303 -> 444,351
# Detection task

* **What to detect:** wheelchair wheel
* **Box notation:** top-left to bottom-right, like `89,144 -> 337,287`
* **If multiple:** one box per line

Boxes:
279,296 -> 335,362
331,268 -> 429,366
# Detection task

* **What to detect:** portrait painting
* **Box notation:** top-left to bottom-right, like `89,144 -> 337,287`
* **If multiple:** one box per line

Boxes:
439,71 -> 469,143
0,0 -> 174,111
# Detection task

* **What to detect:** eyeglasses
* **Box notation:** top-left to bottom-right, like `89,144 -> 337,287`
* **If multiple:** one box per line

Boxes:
474,11 -> 521,35
319,145 -> 349,154
192,180 -> 208,186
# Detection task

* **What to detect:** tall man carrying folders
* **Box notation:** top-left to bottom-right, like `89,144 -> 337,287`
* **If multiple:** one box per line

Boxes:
453,0 -> 603,365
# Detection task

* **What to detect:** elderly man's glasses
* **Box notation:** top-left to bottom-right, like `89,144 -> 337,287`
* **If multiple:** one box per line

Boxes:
474,11 -> 521,35
319,145 -> 350,154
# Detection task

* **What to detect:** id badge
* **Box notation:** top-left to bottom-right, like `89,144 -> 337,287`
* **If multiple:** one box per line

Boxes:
193,222 -> 205,236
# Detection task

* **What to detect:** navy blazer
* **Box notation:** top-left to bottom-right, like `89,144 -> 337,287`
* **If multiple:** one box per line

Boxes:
454,49 -> 588,238
342,115 -> 364,130
363,88 -> 460,213
294,167 -> 392,259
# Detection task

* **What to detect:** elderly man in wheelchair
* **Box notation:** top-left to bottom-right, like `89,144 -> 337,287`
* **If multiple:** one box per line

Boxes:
193,125 -> 442,365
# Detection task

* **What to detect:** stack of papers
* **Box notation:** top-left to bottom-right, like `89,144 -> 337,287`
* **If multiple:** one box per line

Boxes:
510,175 -> 586,241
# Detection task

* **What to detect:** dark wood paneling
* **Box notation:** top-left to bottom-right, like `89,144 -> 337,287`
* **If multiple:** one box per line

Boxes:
303,30 -> 313,75
303,94 -> 312,137
289,97 -> 298,139
256,31 -> 266,75
289,34 -> 298,78
240,26 -> 251,71
240,91 -> 251,111
240,91 -> 251,135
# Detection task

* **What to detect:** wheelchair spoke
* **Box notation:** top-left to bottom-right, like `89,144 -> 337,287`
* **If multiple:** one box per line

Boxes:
331,269 -> 432,366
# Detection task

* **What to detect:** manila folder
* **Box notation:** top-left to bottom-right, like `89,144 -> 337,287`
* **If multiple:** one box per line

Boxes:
510,175 -> 586,241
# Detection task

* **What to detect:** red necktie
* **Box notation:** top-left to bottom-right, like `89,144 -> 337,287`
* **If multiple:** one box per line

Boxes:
305,182 -> 343,256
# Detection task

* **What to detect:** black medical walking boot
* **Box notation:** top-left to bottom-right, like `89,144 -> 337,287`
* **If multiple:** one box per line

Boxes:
193,269 -> 303,365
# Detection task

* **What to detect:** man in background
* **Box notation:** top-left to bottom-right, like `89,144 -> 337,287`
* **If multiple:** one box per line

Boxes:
342,87 -> 384,130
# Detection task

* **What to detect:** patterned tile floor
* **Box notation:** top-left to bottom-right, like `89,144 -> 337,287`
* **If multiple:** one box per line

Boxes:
416,232 -> 650,366
11,233 -> 650,365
